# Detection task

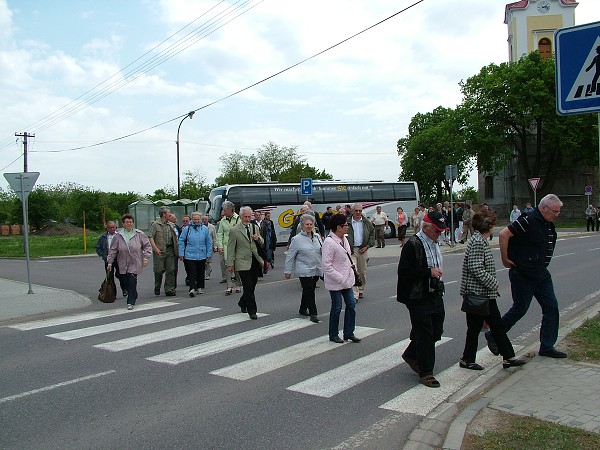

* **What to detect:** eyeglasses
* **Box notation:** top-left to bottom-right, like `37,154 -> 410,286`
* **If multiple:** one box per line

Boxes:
544,205 -> 561,215
353,210 -> 362,213
342,223 -> 349,227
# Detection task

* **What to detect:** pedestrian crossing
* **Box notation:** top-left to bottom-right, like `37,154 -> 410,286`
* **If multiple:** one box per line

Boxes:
7,303 -> 515,416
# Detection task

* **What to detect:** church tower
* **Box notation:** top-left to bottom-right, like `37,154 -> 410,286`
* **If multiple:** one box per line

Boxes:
505,0 -> 578,62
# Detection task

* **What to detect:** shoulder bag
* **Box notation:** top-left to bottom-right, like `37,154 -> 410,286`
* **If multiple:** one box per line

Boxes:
338,239 -> 363,287
461,293 -> 490,316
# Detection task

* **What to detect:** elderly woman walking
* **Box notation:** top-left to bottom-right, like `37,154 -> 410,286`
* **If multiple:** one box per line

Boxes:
179,212 -> 212,297
284,214 -> 324,323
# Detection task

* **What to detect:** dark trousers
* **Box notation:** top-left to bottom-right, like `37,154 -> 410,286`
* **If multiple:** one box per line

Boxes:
403,294 -> 445,378
185,259 -> 206,290
587,217 -> 596,232
503,268 -> 559,352
238,269 -> 258,315
299,276 -> 319,315
462,298 -> 515,363
398,225 -> 407,241
123,273 -> 138,305
374,225 -> 385,247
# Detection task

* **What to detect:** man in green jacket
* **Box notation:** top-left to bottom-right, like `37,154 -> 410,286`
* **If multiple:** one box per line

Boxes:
148,206 -> 179,296
346,203 -> 375,300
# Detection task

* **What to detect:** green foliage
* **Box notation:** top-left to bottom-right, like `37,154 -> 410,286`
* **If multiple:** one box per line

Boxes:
0,233 -> 102,258
0,187 -> 15,223
215,141 -> 333,185
397,107 -> 473,202
147,186 -> 177,201
455,186 -> 478,203
569,314 -> 600,363
459,52 -> 598,195
180,170 -> 213,200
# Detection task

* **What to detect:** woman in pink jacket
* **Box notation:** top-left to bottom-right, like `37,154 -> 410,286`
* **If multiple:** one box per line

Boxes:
322,213 -> 360,343
107,214 -> 152,310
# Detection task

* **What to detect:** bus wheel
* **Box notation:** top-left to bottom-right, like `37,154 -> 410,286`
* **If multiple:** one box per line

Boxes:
384,224 -> 396,239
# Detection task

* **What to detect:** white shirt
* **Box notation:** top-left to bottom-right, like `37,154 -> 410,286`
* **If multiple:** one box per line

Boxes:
371,211 -> 388,226
351,218 -> 364,247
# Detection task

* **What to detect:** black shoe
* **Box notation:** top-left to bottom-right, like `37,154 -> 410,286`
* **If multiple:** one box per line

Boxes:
329,336 -> 344,343
154,287 -> 160,296
123,290 -> 128,298
485,331 -> 499,356
539,347 -> 567,358
298,309 -> 310,317
165,290 -> 176,297
459,360 -> 484,370
249,313 -> 258,320
344,335 -> 361,343
310,315 -> 320,323
503,358 -> 527,368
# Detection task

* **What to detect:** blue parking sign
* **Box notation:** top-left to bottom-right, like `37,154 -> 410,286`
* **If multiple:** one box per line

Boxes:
300,178 -> 312,196
555,21 -> 600,115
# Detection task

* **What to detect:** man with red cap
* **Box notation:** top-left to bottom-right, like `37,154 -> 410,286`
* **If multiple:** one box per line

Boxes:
396,210 -> 449,388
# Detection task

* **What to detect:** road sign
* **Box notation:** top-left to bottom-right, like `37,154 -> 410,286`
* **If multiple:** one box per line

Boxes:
555,21 -> 600,115
528,177 -> 540,191
444,164 -> 457,182
300,178 -> 312,196
4,172 -> 40,202
585,185 -> 593,195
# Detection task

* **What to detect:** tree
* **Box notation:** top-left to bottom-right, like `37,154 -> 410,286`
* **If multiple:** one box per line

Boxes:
397,107 -> 473,203
459,51 -> 598,195
455,186 -> 478,203
215,142 -> 332,185
180,170 -> 213,200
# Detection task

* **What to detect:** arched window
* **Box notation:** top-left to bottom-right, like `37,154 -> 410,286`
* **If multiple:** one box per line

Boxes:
538,38 -> 552,59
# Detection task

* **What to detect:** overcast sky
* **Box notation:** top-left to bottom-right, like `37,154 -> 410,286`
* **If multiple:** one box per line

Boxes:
1,0 -> 599,197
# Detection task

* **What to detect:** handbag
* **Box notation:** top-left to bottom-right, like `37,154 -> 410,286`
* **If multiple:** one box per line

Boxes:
98,270 -> 117,303
461,293 -> 489,316
341,244 -> 363,287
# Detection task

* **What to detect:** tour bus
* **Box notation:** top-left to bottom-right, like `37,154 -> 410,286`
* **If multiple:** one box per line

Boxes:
206,181 -> 420,244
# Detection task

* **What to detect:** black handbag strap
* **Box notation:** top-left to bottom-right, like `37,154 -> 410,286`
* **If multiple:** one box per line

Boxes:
330,235 -> 357,268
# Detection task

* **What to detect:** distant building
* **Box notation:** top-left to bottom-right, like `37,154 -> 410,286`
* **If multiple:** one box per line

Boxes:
478,0 -> 596,219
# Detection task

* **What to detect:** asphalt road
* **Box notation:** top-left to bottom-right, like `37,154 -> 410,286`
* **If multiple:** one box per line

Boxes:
1,234 -> 599,449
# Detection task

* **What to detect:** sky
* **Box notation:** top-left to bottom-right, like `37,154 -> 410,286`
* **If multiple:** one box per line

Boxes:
1,0 -> 600,197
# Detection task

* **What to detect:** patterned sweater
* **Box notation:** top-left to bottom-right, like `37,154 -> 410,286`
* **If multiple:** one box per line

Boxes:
459,231 -> 498,298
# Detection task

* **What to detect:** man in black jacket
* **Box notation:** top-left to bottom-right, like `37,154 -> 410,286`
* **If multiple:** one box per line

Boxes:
397,211 -> 448,388
95,221 -> 127,297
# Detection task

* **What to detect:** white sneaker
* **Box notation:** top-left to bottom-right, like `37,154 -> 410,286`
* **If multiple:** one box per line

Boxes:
196,288 -> 204,295
127,304 -> 134,310
189,289 -> 195,297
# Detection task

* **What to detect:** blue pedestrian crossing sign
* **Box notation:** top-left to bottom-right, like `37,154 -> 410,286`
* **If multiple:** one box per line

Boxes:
300,178 -> 312,196
555,21 -> 600,115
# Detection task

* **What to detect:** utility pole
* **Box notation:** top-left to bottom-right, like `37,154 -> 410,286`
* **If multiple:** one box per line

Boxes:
15,132 -> 35,172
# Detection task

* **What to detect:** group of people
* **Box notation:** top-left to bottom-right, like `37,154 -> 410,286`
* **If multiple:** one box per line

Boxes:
585,204 -> 600,232
398,194 -> 566,388
96,194 -> 568,391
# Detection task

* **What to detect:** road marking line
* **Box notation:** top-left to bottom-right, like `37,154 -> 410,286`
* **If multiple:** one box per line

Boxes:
95,313 -> 267,352
9,301 -> 179,330
46,306 -> 219,340
211,326 -> 383,380
147,318 -> 315,365
287,337 -> 451,398
379,344 -> 522,415
0,370 -> 116,404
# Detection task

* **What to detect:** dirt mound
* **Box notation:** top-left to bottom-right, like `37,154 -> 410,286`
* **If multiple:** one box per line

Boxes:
33,223 -> 86,236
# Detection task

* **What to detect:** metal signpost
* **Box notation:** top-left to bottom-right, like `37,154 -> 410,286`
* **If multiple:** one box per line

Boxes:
445,165 -> 457,246
4,172 -> 40,294
585,185 -> 593,207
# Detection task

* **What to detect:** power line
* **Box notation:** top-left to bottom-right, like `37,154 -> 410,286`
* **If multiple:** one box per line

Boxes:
2,0 -> 425,161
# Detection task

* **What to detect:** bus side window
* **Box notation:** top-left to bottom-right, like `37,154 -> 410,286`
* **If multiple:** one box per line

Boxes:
393,184 -> 416,200
270,188 -> 298,205
372,184 -> 396,201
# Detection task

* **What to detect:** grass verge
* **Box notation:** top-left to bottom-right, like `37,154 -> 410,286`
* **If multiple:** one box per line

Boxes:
0,233 -> 101,258
463,314 -> 600,449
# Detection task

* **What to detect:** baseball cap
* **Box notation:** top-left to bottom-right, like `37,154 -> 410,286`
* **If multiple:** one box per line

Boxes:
423,211 -> 449,231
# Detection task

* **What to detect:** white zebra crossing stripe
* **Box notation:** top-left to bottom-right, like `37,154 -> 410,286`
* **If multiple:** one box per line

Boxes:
46,306 -> 219,340
211,326 -> 383,380
94,313 -> 268,352
288,337 -> 452,398
379,344 -> 523,415
146,318 -> 315,365
8,301 -> 178,331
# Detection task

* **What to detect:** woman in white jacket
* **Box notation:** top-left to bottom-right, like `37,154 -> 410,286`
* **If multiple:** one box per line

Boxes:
321,213 -> 360,343
284,214 -> 323,323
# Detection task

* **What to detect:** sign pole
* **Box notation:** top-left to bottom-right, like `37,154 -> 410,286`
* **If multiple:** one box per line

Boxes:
20,176 -> 33,294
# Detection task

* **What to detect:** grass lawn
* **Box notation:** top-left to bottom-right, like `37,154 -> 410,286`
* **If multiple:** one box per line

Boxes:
464,314 -> 600,449
0,233 -> 101,258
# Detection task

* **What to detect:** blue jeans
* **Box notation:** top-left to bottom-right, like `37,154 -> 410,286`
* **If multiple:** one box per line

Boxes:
328,288 -> 356,338
503,268 -> 559,352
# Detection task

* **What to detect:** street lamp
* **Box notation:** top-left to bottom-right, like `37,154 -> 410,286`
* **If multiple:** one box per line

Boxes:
176,111 -> 195,199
